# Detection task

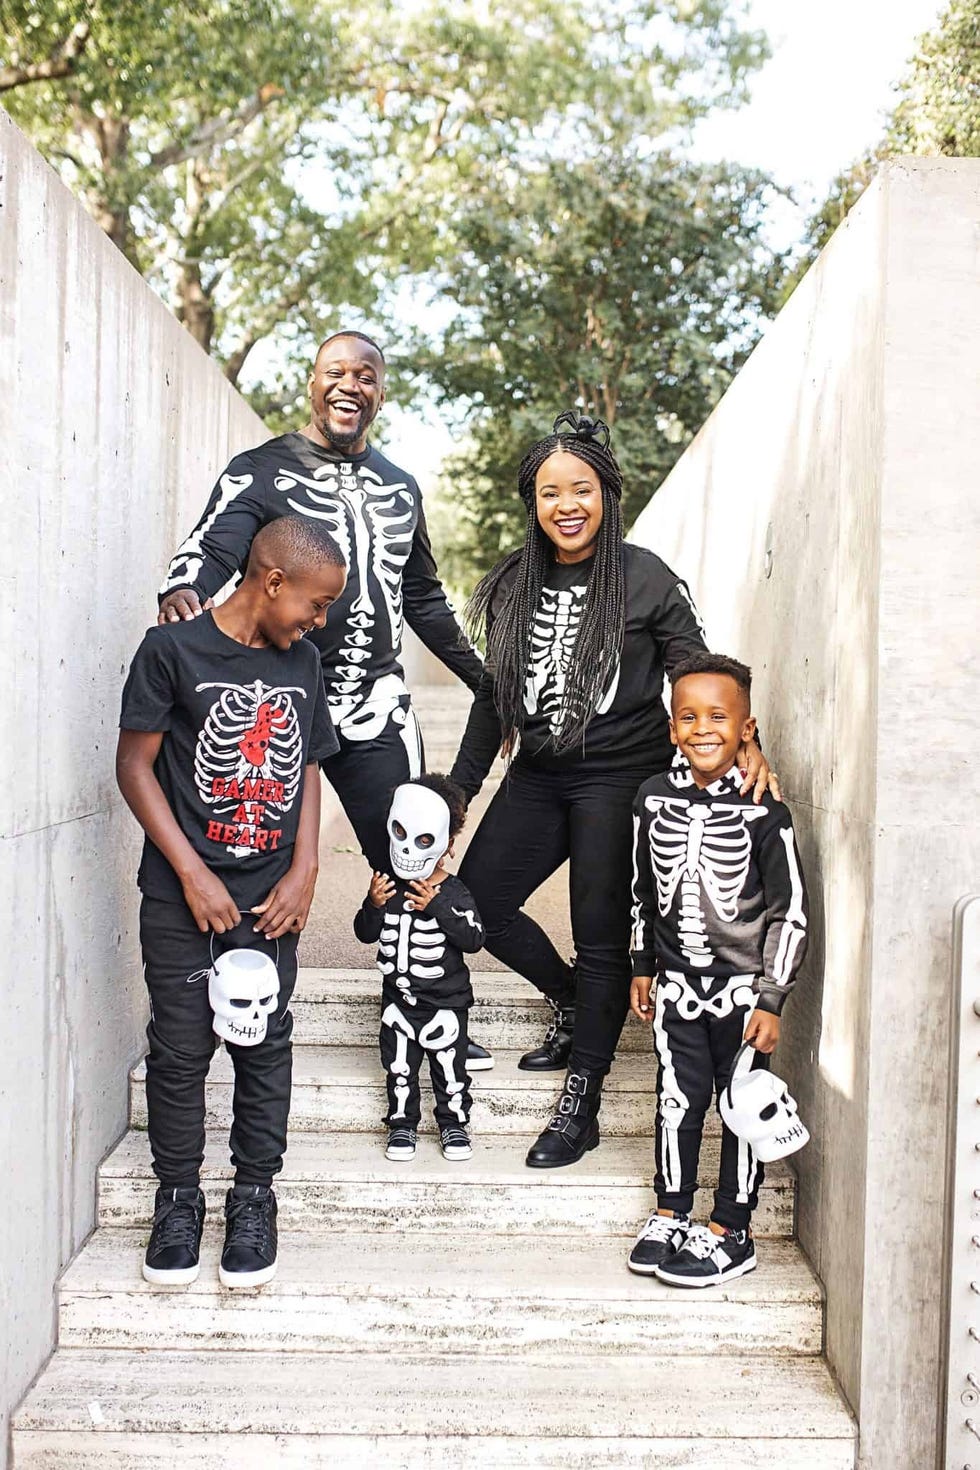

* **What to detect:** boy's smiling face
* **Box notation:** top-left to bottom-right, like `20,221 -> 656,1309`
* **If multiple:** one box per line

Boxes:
670,672 -> 756,789
260,564 -> 347,650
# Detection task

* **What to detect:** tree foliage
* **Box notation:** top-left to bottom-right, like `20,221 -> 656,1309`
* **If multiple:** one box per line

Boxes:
793,0 -> 980,271
418,150 -> 785,588
1,0 -> 767,413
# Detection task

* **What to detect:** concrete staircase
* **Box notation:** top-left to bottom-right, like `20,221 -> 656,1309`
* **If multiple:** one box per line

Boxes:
12,687 -> 856,1467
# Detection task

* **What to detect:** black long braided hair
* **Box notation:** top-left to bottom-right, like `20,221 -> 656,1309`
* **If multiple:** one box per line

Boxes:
466,410 -> 626,754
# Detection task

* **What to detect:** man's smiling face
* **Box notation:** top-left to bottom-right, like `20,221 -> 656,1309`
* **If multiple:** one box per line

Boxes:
307,336 -> 386,453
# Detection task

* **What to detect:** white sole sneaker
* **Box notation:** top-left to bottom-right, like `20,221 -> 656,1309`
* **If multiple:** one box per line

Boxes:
465,1057 -> 494,1072
218,1259 -> 278,1289
441,1142 -> 473,1161
654,1253 -> 757,1288
141,1261 -> 200,1287
385,1141 -> 417,1161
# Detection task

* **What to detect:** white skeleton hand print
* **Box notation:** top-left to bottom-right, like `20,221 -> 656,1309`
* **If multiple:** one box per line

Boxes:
193,680 -> 304,856
273,460 -> 416,739
644,796 -> 767,969
524,585 -> 619,735
377,910 -> 449,1007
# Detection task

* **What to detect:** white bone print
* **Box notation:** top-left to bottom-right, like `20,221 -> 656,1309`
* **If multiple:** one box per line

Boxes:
525,585 -> 619,735
644,797 -> 767,968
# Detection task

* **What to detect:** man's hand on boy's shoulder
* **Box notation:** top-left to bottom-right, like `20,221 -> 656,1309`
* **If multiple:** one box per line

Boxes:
252,860 -> 319,940
368,871 -> 396,909
181,865 -> 242,935
158,588 -> 215,624
744,1009 -> 781,1054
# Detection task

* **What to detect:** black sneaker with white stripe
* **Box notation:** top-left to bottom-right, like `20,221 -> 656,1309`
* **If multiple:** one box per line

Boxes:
386,1126 -> 418,1161
440,1125 -> 473,1161
627,1211 -> 691,1276
465,1040 -> 494,1072
654,1223 -> 756,1287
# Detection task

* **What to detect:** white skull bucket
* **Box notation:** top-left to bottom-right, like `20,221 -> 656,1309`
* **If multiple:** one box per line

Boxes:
719,1040 -> 809,1162
387,783 -> 451,880
208,948 -> 280,1048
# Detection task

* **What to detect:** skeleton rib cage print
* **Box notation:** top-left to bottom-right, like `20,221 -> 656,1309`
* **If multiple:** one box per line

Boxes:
525,583 -> 620,736
194,680 -> 305,857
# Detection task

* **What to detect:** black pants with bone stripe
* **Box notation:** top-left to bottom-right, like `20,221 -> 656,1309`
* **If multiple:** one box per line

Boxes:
653,973 -> 769,1232
379,998 -> 471,1130
139,896 -> 298,1191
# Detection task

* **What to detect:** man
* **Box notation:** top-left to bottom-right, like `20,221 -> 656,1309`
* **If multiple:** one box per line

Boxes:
158,331 -> 493,1068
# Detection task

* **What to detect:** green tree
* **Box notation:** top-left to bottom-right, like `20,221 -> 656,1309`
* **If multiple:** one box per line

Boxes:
418,149 -> 785,588
792,0 -> 980,271
2,0 -> 767,409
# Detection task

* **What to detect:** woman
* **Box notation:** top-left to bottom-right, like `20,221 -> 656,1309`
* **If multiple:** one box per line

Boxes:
449,411 -> 772,1168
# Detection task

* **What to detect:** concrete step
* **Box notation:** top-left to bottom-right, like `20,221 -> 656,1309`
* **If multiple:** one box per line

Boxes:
292,969 -> 655,1054
59,1228 -> 822,1357
12,1349 -> 856,1468
130,1046 -> 672,1137
98,1130 -> 796,1238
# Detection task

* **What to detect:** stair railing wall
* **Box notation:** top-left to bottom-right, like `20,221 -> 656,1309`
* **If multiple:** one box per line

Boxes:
629,159 -> 980,1470
0,113 -> 265,1469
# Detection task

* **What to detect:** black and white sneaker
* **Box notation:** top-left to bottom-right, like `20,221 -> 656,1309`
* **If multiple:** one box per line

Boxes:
654,1224 -> 756,1288
440,1125 -> 473,1161
627,1211 -> 691,1276
219,1185 -> 278,1288
142,1186 -> 206,1286
385,1126 -> 418,1161
466,1040 -> 494,1072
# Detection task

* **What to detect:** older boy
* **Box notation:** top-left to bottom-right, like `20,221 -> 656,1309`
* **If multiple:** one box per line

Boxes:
629,652 -> 808,1286
117,516 -> 345,1287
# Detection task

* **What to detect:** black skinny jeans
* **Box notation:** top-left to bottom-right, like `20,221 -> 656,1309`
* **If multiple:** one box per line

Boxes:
140,896 -> 298,1191
458,761 -> 661,1074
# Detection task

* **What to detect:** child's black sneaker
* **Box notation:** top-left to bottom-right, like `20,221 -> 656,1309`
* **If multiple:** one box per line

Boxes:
654,1224 -> 756,1288
385,1126 -> 417,1161
466,1040 -> 495,1072
142,1186 -> 206,1286
219,1184 -> 278,1288
440,1125 -> 472,1160
627,1211 -> 691,1276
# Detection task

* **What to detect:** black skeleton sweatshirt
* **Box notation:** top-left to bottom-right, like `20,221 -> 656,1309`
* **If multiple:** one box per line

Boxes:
450,543 -> 707,801
353,874 -> 485,1011
159,433 -> 483,733
631,765 -> 809,1015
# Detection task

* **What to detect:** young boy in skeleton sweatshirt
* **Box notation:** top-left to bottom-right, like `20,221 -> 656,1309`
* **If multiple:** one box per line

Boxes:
629,651 -> 808,1286
354,775 -> 485,1162
116,516 -> 345,1290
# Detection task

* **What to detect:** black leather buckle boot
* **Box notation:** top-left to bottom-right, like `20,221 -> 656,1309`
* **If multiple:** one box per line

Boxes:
518,1001 -> 575,1072
525,1067 -> 602,1168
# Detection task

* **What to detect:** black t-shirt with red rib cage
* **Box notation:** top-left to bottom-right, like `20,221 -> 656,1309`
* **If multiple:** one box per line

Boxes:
119,612 -> 337,907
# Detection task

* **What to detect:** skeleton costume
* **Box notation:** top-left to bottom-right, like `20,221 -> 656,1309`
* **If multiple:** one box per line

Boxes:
355,874 -> 484,1129
160,433 -> 483,869
631,763 -> 809,1230
451,543 -> 707,1072
120,614 -> 336,1189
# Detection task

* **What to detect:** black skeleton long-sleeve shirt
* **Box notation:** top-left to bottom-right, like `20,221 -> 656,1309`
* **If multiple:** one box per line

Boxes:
450,542 -> 707,801
631,765 -> 809,1015
354,873 -> 484,1011
160,433 -> 483,741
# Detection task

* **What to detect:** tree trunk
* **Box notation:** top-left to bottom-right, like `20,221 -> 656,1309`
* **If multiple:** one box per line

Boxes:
176,260 -> 216,354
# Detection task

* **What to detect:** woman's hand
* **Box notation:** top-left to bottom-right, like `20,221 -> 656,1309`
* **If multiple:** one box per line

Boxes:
737,742 -> 781,805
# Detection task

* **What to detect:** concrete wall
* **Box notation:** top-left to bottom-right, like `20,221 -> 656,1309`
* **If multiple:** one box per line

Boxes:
630,158 -> 980,1469
0,113 -> 266,1466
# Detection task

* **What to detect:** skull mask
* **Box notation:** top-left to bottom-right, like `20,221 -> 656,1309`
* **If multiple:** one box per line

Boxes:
719,1063 -> 809,1163
387,783 -> 451,881
208,948 -> 280,1048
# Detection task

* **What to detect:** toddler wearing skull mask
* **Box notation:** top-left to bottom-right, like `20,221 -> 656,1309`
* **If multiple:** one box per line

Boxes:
354,774 -> 485,1160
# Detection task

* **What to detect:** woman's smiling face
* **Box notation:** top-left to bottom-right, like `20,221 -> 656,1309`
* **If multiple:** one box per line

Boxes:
534,451 -> 604,564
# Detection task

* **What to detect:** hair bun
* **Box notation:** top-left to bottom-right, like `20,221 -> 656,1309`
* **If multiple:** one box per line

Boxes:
552,409 -> 611,451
